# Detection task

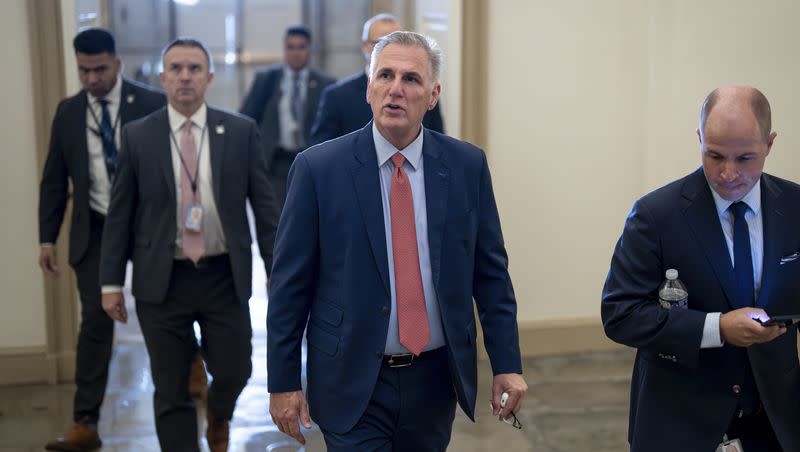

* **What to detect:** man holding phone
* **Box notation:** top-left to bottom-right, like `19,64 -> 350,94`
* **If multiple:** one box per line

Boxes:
602,85 -> 800,451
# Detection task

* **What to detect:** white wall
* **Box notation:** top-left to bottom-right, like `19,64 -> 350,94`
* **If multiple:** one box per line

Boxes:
0,0 -> 47,349
486,0 -> 800,323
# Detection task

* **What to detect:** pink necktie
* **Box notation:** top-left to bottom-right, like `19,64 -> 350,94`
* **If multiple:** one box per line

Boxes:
180,120 -> 205,263
390,153 -> 429,356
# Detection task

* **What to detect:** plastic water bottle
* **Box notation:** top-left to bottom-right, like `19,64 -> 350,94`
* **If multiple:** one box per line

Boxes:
658,269 -> 688,309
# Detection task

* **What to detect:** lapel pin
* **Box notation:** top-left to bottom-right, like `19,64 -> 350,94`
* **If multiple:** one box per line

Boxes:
127,94 -> 135,104
216,125 -> 225,135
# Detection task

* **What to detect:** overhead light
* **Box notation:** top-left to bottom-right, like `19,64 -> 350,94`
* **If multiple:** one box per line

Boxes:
174,0 -> 198,6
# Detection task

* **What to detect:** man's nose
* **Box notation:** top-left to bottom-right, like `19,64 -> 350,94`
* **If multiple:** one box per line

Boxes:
720,162 -> 738,181
388,79 -> 403,97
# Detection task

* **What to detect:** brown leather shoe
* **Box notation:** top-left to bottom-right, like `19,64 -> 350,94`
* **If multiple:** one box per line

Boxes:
188,354 -> 208,400
44,417 -> 102,451
206,413 -> 230,452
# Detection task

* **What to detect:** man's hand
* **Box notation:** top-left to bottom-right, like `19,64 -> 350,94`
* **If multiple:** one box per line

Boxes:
269,390 -> 312,445
39,246 -> 60,277
491,373 -> 528,420
102,292 -> 128,323
720,307 -> 786,347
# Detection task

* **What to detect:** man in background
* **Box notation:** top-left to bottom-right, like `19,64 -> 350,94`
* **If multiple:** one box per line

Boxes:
39,28 -> 166,452
240,25 -> 334,208
310,13 -> 445,145
100,38 -> 279,452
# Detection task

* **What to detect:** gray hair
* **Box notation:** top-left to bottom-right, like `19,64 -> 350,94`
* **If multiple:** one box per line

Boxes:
361,13 -> 400,42
369,31 -> 442,84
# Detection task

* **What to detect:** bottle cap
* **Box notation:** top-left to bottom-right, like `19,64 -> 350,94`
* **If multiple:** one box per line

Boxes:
665,269 -> 678,280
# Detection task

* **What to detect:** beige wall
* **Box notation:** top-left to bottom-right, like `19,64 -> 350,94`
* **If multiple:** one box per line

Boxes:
0,0 -> 47,349
487,0 -> 800,325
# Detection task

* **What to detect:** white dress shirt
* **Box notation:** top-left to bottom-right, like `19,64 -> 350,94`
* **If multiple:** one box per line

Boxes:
278,66 -> 308,149
373,123 -> 445,354
167,103 -> 227,259
701,180 -> 763,348
85,75 -> 122,215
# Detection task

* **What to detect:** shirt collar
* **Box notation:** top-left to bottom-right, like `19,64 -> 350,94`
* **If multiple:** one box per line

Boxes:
167,103 -> 207,133
710,179 -> 762,217
87,75 -> 123,106
372,122 -> 424,170
283,65 -> 309,83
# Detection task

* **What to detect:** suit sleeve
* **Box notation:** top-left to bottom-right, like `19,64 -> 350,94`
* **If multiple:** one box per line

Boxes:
309,85 -> 340,146
266,153 -> 319,393
240,73 -> 267,123
39,103 -> 69,244
246,122 -> 279,276
601,199 -> 706,369
99,125 -> 137,286
472,153 -> 523,375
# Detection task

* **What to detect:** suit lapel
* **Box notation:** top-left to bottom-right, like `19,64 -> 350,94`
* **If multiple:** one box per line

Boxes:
206,107 -> 225,208
350,124 -> 391,297
681,168 -> 740,309
153,109 -> 176,206
74,92 -> 91,184
118,80 -> 134,125
422,130 -> 449,289
756,175 -> 787,308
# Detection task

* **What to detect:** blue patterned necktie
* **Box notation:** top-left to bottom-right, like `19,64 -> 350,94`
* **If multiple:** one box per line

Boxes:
730,201 -> 754,307
97,98 -> 117,180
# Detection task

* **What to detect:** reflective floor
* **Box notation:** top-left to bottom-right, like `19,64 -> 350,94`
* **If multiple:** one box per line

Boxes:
0,250 -> 634,451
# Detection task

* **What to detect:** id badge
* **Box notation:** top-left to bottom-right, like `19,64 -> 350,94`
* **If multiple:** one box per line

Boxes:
184,203 -> 204,232
716,438 -> 744,452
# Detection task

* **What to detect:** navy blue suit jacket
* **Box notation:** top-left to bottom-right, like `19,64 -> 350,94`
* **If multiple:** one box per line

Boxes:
602,168 -> 800,451
309,72 -> 444,145
267,124 -> 521,433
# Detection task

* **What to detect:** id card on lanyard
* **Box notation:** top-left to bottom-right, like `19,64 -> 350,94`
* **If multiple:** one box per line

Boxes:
170,122 -> 207,232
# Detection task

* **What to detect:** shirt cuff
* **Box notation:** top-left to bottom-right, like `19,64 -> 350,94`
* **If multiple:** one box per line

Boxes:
700,312 -> 724,348
101,285 -> 123,295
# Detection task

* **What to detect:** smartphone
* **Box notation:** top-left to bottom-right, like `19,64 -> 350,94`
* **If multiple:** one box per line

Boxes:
756,315 -> 800,327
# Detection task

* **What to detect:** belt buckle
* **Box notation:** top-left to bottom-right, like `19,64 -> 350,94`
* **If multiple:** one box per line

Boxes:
386,353 -> 414,368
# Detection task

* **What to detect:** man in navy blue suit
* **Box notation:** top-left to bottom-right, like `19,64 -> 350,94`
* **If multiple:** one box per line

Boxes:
268,31 -> 526,451
602,85 -> 800,451
309,14 -> 444,145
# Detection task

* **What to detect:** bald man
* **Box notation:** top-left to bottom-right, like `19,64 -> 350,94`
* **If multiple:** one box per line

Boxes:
602,85 -> 800,451
309,13 -> 444,145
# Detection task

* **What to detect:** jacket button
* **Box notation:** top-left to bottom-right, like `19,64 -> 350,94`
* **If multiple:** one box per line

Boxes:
375,351 -> 383,359
381,306 -> 389,315
732,384 -> 741,394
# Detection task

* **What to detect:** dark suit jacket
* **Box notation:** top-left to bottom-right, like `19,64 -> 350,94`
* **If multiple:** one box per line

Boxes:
239,64 -> 334,169
602,167 -> 800,451
39,79 -> 165,265
309,71 -> 445,145
267,124 -> 522,433
99,106 -> 279,303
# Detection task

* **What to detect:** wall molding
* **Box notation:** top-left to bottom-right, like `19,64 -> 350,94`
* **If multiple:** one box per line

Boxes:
0,347 -> 62,385
479,316 -> 624,359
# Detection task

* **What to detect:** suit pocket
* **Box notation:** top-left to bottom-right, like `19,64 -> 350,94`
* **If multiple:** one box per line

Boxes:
307,322 -> 339,357
311,300 -> 343,328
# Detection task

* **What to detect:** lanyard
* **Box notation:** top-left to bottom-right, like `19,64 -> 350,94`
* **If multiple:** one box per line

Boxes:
169,122 -> 207,195
87,97 -> 122,139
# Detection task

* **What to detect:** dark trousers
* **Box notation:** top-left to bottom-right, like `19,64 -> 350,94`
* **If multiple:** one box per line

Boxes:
71,211 -> 113,424
321,349 -> 457,452
726,406 -> 783,451
137,255 -> 252,452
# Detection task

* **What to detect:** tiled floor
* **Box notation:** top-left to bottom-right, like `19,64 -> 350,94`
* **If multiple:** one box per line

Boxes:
0,250 -> 635,451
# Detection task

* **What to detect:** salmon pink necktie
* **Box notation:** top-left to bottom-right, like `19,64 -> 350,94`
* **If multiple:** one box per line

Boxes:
390,152 -> 429,356
180,120 -> 205,263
